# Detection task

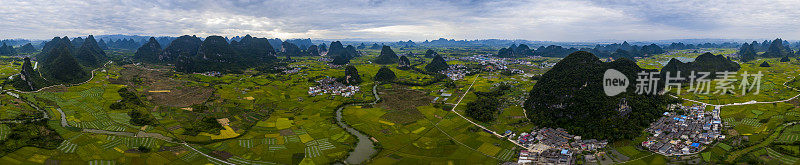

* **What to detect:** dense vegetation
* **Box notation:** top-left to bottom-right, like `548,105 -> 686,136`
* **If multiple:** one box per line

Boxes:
329,41 -> 358,65
496,44 -> 533,57
0,42 -> 16,56
660,52 -> 740,80
738,43 -> 757,62
762,38 -> 794,58
74,35 -> 107,67
343,65 -> 362,85
424,49 -> 437,58
38,37 -> 90,84
524,51 -> 679,141
465,84 -> 511,122
10,57 -> 50,91
760,61 -> 771,67
425,54 -> 449,72
16,43 -> 37,53
176,36 -> 244,73
134,37 -> 163,63
398,55 -> 410,69
374,46 -> 399,64
0,121 -> 62,156
374,67 -> 396,82
109,88 -> 155,126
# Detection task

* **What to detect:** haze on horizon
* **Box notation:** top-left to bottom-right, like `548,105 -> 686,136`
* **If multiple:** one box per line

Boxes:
1,0 -> 799,41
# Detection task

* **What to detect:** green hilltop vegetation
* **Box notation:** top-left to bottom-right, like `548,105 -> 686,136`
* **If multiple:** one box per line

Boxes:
425,53 -> 449,72
74,35 -> 108,67
523,51 -> 680,141
329,41 -> 359,65
373,45 -> 399,64
5,33 -> 800,164
738,38 -> 799,63
10,57 -> 48,91
0,43 -> 16,56
374,67 -> 397,82
133,37 -> 163,63
11,36 -> 102,88
660,52 -> 740,79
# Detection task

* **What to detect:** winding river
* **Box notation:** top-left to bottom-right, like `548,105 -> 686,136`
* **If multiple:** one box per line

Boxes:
335,83 -> 380,164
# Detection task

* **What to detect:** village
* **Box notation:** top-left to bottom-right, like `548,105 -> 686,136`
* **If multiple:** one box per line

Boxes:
641,104 -> 723,156
439,65 -> 470,80
513,127 -> 609,165
307,77 -> 361,97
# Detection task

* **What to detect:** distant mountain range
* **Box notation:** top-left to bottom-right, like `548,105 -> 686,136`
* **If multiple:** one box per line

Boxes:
4,35 -> 794,48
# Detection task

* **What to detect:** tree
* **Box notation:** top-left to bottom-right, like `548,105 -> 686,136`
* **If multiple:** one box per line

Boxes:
332,54 -> 350,65
374,67 -> 396,82
343,65 -> 362,85
464,85 -> 510,122
425,54 -> 449,72
465,96 -> 499,122
373,46 -> 399,64
128,109 -> 157,126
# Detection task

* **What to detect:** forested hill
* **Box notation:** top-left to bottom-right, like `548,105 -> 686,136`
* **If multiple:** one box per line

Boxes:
660,52 -> 740,80
524,51 -> 679,141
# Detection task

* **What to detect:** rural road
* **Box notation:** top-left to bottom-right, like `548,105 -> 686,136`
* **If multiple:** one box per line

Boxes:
3,61 -> 234,165
669,74 -> 800,107
442,74 -> 527,149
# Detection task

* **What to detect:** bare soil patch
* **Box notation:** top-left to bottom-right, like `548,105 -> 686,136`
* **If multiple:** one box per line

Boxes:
112,64 -> 213,107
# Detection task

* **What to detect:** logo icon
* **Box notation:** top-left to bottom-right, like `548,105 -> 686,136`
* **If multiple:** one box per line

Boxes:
603,69 -> 628,96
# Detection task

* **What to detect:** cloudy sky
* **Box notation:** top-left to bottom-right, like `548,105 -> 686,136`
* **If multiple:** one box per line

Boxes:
1,0 -> 799,41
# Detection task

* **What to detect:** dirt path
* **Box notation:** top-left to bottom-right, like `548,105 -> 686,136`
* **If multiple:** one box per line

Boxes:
442,74 -> 527,149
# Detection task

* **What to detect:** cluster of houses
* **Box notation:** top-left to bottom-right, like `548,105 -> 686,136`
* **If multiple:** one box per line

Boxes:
282,67 -> 302,74
514,128 -> 608,165
198,71 -> 222,77
307,77 -> 360,97
641,105 -> 723,156
439,65 -> 470,80
431,89 -> 452,104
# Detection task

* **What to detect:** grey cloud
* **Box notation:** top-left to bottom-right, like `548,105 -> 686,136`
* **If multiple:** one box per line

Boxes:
0,0 -> 799,41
